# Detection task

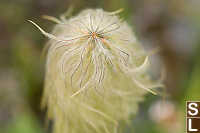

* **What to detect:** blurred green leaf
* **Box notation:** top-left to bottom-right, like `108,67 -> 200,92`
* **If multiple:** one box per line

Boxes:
3,113 -> 44,133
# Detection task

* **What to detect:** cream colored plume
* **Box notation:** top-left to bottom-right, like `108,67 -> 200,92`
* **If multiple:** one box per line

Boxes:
29,8 -> 163,133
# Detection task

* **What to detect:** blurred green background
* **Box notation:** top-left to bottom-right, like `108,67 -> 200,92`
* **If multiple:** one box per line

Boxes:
0,0 -> 200,133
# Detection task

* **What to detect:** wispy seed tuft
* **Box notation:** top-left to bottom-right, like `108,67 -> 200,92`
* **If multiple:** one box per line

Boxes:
30,8 -> 163,133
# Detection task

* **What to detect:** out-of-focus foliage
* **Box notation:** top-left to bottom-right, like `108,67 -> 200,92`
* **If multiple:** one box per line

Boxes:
186,45 -> 200,100
0,0 -> 199,133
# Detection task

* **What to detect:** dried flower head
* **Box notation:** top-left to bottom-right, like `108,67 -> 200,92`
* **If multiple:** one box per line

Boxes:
29,8 -> 163,133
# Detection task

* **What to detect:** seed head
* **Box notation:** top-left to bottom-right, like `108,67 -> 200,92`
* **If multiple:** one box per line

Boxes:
29,8 -> 163,133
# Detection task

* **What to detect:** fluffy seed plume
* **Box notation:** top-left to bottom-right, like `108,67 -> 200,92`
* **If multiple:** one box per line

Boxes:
30,8 -> 163,133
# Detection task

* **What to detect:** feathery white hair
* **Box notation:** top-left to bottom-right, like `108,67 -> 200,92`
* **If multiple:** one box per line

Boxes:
30,8 -> 163,133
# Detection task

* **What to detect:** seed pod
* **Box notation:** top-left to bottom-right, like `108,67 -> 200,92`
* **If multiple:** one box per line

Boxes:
30,9 -> 163,133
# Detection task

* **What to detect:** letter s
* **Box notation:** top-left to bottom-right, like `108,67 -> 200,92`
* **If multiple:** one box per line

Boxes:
188,103 -> 198,116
